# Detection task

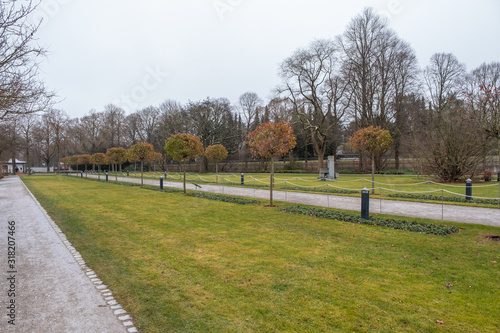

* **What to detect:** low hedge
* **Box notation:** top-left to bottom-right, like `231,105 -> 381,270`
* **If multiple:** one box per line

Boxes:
283,186 -> 359,195
280,206 -> 459,235
185,192 -> 261,205
388,193 -> 499,205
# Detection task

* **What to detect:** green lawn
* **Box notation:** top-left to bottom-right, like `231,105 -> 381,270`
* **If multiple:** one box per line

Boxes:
23,175 -> 500,332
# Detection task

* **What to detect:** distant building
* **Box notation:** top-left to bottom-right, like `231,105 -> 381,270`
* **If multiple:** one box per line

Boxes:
1,159 -> 28,173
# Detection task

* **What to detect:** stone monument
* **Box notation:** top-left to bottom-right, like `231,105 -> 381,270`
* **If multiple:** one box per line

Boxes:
318,155 -> 338,181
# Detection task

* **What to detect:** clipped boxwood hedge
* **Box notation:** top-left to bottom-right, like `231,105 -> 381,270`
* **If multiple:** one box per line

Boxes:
185,192 -> 260,205
280,206 -> 459,235
388,193 -> 499,205
283,186 -> 359,195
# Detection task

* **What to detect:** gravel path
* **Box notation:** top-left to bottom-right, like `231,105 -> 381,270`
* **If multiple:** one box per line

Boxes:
80,173 -> 500,227
0,176 -> 136,333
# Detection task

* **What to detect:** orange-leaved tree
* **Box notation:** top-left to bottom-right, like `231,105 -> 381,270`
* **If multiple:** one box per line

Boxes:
67,155 -> 79,172
106,147 -> 128,182
205,144 -> 228,184
127,142 -> 156,187
247,121 -> 296,207
349,126 -> 393,194
90,153 -> 108,181
77,154 -> 91,176
164,133 -> 204,193
59,156 -> 69,172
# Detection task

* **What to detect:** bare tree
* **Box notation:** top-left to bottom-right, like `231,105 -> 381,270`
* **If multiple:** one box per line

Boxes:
279,39 -> 349,170
17,113 -> 38,173
0,1 -> 53,121
156,100 -> 186,150
468,62 -> 500,172
103,104 -> 125,148
391,41 -> 420,169
238,92 -> 262,132
33,114 -> 55,172
45,109 -> 69,171
80,110 -> 105,154
136,106 -> 160,144
338,8 -> 387,130
423,53 -> 466,113
186,98 -> 238,172
420,54 -> 487,181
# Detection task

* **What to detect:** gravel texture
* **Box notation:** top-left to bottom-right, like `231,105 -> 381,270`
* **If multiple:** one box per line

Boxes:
0,176 -> 134,333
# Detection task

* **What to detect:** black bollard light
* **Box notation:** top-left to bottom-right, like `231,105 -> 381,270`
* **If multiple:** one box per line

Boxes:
106,172 -> 108,182
466,179 -> 472,201
361,187 -> 370,220
81,171 -> 83,178
164,171 -> 167,179
160,176 -> 163,190
241,173 -> 244,185
127,170 -> 129,177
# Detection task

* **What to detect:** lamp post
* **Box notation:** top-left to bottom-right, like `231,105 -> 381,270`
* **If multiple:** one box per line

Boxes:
361,187 -> 370,220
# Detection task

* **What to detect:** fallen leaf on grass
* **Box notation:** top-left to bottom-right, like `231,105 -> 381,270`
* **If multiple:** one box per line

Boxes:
446,282 -> 452,288
436,320 -> 445,325
492,261 -> 498,264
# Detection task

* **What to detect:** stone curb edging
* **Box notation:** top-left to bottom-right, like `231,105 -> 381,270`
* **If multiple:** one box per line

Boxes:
21,179 -> 139,333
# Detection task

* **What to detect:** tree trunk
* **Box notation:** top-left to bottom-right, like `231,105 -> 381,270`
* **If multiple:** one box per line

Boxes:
183,171 -> 186,193
199,155 -> 208,173
215,162 -> 219,184
498,138 -> 500,181
394,138 -> 400,170
270,158 -> 274,207
310,129 -> 326,171
317,150 -> 325,171
11,154 -> 16,175
371,155 -> 376,194
140,160 -> 144,187
98,165 -> 101,180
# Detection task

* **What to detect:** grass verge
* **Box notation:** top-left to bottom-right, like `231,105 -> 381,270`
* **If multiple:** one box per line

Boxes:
22,175 -> 500,332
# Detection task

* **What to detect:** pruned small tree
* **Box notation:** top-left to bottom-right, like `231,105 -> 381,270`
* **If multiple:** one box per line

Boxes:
90,153 -> 108,181
205,144 -> 228,184
127,142 -> 156,187
77,154 -> 91,176
67,155 -> 79,172
247,121 -> 296,207
106,147 -> 128,182
153,152 -> 163,172
59,156 -> 69,173
164,133 -> 204,193
350,126 -> 393,193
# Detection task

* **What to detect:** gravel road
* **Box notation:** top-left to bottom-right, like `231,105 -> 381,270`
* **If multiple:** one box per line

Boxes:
0,176 -> 135,333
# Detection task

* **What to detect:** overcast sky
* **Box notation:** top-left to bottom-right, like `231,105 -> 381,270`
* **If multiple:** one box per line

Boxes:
32,0 -> 500,118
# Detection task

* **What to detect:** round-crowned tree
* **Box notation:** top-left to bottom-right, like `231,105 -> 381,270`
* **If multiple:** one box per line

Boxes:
127,142 -> 156,187
77,154 -> 91,176
247,121 -> 296,207
90,153 -> 108,180
106,147 -> 128,182
164,133 -> 204,193
350,126 -> 393,194
67,155 -> 79,172
205,144 -> 228,184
